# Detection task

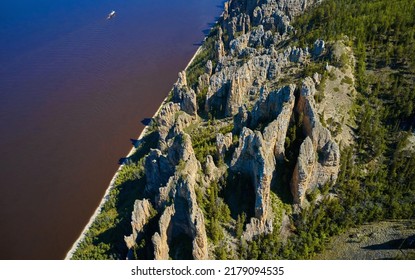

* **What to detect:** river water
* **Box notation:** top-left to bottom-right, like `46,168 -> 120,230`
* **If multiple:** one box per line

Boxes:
0,0 -> 224,259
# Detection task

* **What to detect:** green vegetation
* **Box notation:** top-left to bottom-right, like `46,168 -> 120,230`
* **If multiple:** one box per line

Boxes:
238,0 -> 415,260
186,28 -> 218,91
185,120 -> 233,165
71,132 -> 158,259
276,0 -> 415,259
74,0 -> 415,260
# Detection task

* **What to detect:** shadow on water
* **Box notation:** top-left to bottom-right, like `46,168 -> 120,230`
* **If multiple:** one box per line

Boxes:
120,130 -> 159,164
130,138 -> 141,148
141,118 -> 153,126
202,28 -> 212,36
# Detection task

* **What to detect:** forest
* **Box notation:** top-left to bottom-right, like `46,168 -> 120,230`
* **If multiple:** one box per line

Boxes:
260,0 -> 415,259
71,0 -> 415,259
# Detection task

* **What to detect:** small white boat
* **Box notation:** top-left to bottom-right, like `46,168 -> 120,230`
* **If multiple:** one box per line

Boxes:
107,10 -> 116,20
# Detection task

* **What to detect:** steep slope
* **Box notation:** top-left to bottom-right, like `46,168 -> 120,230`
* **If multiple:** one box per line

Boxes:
70,0 -> 415,260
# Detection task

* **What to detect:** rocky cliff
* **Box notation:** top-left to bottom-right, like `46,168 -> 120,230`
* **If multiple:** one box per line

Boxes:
121,0 -> 351,259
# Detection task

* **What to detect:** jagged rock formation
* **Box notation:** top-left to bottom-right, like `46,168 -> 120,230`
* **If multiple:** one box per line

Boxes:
152,205 -> 175,260
123,0 -> 349,259
148,133 -> 209,260
216,132 -> 233,159
172,71 -> 197,116
291,78 -> 340,205
230,84 -> 295,238
124,199 -> 155,258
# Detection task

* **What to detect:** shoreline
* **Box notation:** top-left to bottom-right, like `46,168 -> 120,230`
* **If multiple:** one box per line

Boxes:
64,46 -> 203,260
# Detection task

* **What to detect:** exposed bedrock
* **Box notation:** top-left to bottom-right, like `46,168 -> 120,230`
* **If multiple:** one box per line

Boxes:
124,0 -> 341,259
155,72 -> 197,150
124,199 -> 155,259
144,133 -> 208,259
230,84 -> 295,239
172,71 -> 197,116
291,78 -> 340,205
152,205 -> 175,260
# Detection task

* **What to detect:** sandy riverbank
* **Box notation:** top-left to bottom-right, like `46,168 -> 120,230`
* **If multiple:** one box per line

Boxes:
64,46 -> 203,259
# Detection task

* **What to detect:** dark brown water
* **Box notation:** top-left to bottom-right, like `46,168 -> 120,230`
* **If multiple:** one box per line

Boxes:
0,0 -> 224,259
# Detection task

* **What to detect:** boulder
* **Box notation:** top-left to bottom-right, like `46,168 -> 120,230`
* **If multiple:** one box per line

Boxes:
312,39 -> 325,58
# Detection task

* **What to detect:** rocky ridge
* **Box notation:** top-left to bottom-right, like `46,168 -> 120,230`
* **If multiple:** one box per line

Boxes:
123,0 -> 353,259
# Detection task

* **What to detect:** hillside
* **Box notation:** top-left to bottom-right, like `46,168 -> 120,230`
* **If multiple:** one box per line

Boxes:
70,0 -> 415,260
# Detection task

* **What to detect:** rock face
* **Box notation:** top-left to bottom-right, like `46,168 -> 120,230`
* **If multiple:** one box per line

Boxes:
230,84 -> 295,239
172,71 -> 197,117
145,133 -> 209,260
204,1 -> 315,120
144,149 -> 173,195
291,78 -> 341,205
154,72 -> 198,150
216,132 -> 233,159
124,199 -> 155,259
312,39 -> 325,58
152,205 -> 175,260
123,0 -> 343,259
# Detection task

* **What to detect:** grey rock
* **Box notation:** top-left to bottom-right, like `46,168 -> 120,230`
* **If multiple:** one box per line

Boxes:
291,137 -> 315,204
152,205 -> 175,260
301,76 -> 316,97
230,81 -> 294,238
239,47 -> 259,60
320,140 -> 340,167
252,6 -> 263,26
167,133 -> 197,166
249,25 -> 265,48
250,84 -> 296,128
267,59 -> 280,80
124,199 -> 155,258
205,155 -> 219,181
263,30 -> 275,48
291,77 -> 341,205
216,132 -> 233,159
172,71 -> 197,116
276,0 -> 317,19
229,34 -> 249,56
150,132 -> 208,260
155,102 -> 181,149
313,72 -> 321,85
312,39 -> 325,58
231,127 -> 273,220
206,60 -> 213,76
171,113 -> 193,140
145,149 -> 173,195
233,104 -> 250,135
289,46 -> 309,63
243,217 -> 273,242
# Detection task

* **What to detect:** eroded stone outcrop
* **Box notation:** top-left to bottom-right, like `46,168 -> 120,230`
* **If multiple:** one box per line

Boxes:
124,199 -> 155,259
145,133 -> 208,259
216,132 -> 233,159
172,71 -> 197,117
230,84 -> 295,239
123,0 -> 343,259
291,78 -> 341,205
152,205 -> 175,260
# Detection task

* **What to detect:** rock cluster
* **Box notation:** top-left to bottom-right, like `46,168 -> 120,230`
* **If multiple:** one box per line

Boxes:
126,132 -> 209,260
291,78 -> 340,205
124,199 -> 155,259
124,0 -> 341,258
230,84 -> 295,239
